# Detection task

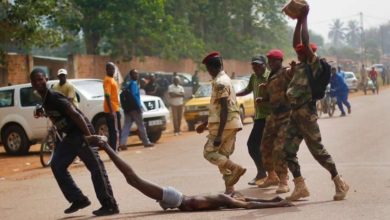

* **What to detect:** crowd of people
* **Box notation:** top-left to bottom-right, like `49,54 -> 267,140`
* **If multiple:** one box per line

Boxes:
29,4 -> 350,217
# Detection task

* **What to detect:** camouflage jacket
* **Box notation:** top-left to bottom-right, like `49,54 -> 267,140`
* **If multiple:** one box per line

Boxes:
287,57 -> 321,106
263,67 -> 293,115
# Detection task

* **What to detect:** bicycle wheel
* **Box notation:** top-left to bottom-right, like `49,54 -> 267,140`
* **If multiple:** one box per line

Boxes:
40,134 -> 56,167
328,101 -> 336,117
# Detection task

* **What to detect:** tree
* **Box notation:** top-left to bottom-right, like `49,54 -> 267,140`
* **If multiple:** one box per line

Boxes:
328,19 -> 346,48
345,20 -> 360,48
0,0 -> 68,62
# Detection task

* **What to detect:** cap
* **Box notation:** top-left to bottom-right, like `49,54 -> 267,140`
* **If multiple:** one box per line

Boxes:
251,55 -> 267,65
266,49 -> 284,60
295,43 -> 317,53
57,69 -> 68,76
202,52 -> 220,64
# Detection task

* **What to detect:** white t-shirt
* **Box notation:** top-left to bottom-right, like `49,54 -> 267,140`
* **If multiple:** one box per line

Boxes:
168,84 -> 184,106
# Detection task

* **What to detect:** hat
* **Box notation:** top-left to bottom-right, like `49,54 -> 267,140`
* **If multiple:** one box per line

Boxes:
251,55 -> 267,65
295,43 -> 317,53
202,52 -> 220,64
266,49 -> 284,60
57,69 -> 67,76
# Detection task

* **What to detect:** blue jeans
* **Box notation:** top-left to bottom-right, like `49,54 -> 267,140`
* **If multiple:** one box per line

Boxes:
51,131 -> 117,207
336,92 -> 351,114
120,110 -> 151,146
106,112 -> 121,151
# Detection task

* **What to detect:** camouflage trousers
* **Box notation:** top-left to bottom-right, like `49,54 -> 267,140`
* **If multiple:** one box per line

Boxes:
204,129 -> 238,182
260,112 -> 290,177
283,104 -> 337,178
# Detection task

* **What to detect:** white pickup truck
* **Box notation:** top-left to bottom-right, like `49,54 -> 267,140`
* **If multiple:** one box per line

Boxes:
0,79 -> 169,155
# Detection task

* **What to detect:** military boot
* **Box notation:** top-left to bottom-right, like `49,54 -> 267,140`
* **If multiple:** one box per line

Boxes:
333,175 -> 349,201
286,176 -> 310,201
276,174 -> 290,194
257,171 -> 280,188
224,160 -> 246,187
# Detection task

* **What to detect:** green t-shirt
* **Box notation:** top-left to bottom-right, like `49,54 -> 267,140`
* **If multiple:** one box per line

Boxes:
245,71 -> 271,119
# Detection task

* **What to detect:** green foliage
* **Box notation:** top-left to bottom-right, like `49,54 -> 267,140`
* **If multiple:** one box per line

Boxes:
0,1 -> 68,53
2,0 -> 294,62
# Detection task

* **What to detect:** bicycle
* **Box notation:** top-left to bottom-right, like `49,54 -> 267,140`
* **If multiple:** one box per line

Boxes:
316,85 -> 336,118
40,123 -> 62,167
34,104 -> 62,167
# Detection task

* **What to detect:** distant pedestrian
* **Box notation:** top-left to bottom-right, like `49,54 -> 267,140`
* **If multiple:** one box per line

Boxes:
192,70 -> 200,94
52,69 -> 78,107
283,5 -> 349,201
197,52 -> 245,195
231,72 -> 236,79
380,67 -> 387,86
144,74 -> 158,96
369,67 -> 379,94
382,66 -> 389,85
236,55 -> 270,186
104,62 -> 121,151
119,69 -> 154,149
337,66 -> 345,79
330,67 -> 351,116
168,76 -> 185,135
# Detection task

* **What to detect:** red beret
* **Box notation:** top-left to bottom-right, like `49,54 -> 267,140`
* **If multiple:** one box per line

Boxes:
266,49 -> 284,60
202,52 -> 220,64
295,43 -> 317,53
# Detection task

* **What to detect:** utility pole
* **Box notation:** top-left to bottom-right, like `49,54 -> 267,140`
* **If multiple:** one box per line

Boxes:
360,12 -> 366,66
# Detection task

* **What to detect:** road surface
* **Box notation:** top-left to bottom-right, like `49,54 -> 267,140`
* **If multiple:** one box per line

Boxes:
1,89 -> 389,220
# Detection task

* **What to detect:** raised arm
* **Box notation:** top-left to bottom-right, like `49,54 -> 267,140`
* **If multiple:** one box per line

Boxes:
300,6 -> 315,62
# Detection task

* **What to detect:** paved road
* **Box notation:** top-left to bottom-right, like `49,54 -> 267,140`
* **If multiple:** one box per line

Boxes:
1,90 -> 390,220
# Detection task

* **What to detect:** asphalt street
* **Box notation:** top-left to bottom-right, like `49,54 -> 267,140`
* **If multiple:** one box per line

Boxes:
1,89 -> 390,220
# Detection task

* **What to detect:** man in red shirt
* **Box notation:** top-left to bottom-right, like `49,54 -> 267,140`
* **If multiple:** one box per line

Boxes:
369,67 -> 379,94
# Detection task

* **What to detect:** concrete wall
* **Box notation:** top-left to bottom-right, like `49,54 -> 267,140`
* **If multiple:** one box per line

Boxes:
1,54 -> 254,86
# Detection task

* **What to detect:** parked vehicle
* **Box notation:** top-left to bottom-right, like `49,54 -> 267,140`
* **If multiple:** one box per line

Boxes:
343,71 -> 358,92
0,79 -> 169,155
184,79 -> 254,131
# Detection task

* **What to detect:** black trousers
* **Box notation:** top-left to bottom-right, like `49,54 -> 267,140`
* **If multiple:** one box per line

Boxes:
51,131 -> 117,207
106,112 -> 121,151
247,118 -> 267,179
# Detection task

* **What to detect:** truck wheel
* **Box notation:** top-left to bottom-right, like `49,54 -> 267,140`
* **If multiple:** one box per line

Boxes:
148,130 -> 162,143
187,121 -> 195,131
2,125 -> 30,155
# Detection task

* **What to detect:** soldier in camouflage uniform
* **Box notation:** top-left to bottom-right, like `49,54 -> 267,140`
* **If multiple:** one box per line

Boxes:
256,49 -> 292,194
283,6 -> 349,201
196,52 -> 246,194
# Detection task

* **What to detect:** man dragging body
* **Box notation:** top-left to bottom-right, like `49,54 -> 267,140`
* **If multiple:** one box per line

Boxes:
85,135 -> 293,211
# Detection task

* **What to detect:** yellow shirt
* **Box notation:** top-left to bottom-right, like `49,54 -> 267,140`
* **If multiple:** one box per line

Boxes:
103,76 -> 120,112
52,81 -> 78,107
208,71 -> 243,130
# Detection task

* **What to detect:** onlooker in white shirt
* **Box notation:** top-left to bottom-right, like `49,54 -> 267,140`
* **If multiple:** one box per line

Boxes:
168,76 -> 185,135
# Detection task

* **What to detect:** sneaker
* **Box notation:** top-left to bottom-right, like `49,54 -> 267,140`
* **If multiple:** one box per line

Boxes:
340,113 -> 346,117
144,143 -> 154,148
92,206 -> 119,216
64,197 -> 91,214
174,132 -> 179,136
347,107 -> 351,114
